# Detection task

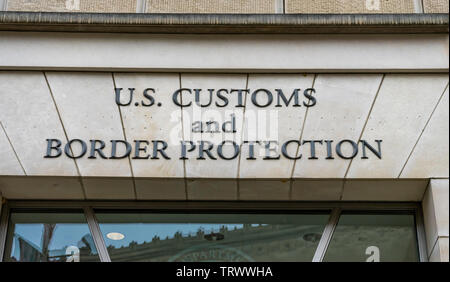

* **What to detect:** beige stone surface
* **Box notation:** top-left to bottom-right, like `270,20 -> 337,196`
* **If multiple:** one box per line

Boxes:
82,177 -> 135,200
146,0 -> 276,13
429,180 -> 450,238
291,179 -> 342,201
2,33 -> 448,72
286,0 -> 415,13
135,178 -> 186,200
0,72 -> 78,176
423,179 -> 449,257
401,87 -> 449,178
187,179 -> 237,200
45,72 -> 132,177
239,179 -> 290,200
181,74 -> 247,178
423,0 -> 449,13
341,179 -> 428,201
293,74 -> 382,178
239,74 -> 314,179
113,73 -> 184,178
429,237 -> 449,262
0,176 -> 84,199
346,75 -> 449,178
7,0 -> 136,12
0,123 -> 24,175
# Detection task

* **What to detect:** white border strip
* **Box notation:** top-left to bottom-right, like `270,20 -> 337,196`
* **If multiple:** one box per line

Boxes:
0,0 -> 7,11
413,0 -> 425,13
136,0 -> 147,13
275,0 -> 284,13
0,32 -> 448,72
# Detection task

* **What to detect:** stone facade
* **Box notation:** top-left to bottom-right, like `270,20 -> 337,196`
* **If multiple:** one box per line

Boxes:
423,0 -> 449,13
3,0 -> 449,13
286,0 -> 416,13
146,0 -> 277,13
0,71 -> 447,180
0,3 -> 448,263
423,179 -> 449,262
6,0 -> 136,13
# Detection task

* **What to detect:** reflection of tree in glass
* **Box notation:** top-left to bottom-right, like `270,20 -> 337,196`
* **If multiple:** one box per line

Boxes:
196,228 -> 205,238
174,231 -> 182,239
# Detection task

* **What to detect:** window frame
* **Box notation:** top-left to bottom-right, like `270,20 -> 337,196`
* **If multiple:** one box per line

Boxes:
0,201 -> 428,262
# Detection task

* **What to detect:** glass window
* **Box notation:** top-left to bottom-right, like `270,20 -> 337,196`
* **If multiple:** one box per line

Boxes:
96,211 -> 330,262
323,212 -> 419,262
4,210 -> 100,262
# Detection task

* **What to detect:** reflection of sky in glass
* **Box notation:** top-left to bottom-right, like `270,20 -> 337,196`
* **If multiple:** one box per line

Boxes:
7,212 -> 332,262
12,224 -> 92,253
100,223 -> 244,248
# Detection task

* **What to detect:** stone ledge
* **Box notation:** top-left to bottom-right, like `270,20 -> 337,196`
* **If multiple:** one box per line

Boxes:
0,176 -> 430,201
0,12 -> 448,34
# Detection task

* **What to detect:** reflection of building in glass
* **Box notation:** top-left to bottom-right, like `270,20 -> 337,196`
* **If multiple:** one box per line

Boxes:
104,224 -> 417,262
106,224 -> 325,262
11,232 -> 98,262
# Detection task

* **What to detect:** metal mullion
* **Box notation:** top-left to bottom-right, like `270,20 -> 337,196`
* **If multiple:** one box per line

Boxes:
84,207 -> 111,262
312,208 -> 341,262
0,201 -> 10,262
415,207 -> 428,262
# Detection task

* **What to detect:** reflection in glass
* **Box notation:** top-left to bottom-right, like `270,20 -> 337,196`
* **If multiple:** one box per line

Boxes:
96,212 -> 330,262
323,213 -> 419,262
4,211 -> 100,262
